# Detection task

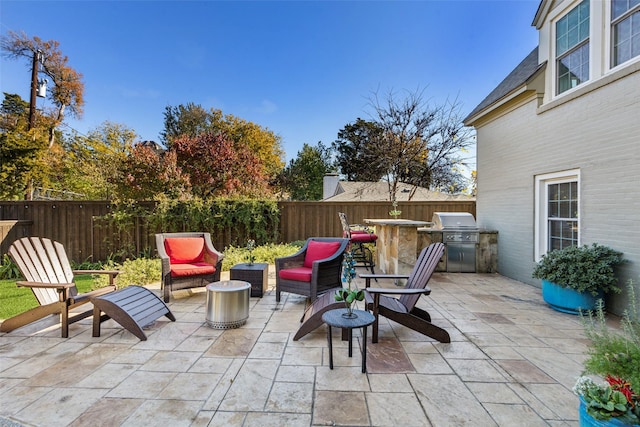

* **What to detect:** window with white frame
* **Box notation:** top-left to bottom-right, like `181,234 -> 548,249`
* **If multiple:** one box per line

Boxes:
612,0 -> 640,66
535,170 -> 580,260
556,0 -> 590,94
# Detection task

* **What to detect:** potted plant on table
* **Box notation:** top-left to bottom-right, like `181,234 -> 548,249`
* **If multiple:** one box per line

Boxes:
532,243 -> 625,314
389,199 -> 402,219
573,282 -> 640,426
334,250 -> 364,318
246,239 -> 255,266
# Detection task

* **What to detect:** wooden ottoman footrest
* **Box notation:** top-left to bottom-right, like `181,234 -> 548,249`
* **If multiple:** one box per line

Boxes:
92,285 -> 176,341
293,289 -> 345,341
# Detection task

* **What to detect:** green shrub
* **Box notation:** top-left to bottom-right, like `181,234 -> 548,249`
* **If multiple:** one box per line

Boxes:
582,281 -> 640,393
221,242 -> 301,270
94,242 -> 300,287
95,257 -> 161,289
0,255 -> 22,280
532,243 -> 626,296
71,258 -> 106,271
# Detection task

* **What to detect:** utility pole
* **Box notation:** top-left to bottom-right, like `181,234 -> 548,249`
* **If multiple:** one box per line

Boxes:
28,50 -> 40,130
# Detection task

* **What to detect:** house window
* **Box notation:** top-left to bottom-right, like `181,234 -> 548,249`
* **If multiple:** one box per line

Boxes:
612,0 -> 640,66
534,170 -> 580,260
547,181 -> 579,250
556,0 -> 590,94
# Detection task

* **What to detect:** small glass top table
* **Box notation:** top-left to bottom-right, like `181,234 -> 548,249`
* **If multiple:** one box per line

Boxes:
322,308 -> 375,373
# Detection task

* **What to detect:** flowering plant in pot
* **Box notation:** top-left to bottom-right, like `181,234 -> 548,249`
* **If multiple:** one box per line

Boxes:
574,376 -> 640,425
334,250 -> 364,318
573,283 -> 640,426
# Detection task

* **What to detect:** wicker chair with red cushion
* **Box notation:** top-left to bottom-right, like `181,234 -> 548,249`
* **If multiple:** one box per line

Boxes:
156,232 -> 224,302
275,237 -> 349,303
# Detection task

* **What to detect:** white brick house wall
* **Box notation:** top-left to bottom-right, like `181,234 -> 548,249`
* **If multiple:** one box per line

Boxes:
470,0 -> 640,314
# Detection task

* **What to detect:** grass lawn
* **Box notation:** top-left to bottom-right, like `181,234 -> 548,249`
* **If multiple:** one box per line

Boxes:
0,275 -> 95,320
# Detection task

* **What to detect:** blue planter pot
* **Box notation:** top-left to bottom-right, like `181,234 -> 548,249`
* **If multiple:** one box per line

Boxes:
541,280 -> 603,315
579,397 -> 639,426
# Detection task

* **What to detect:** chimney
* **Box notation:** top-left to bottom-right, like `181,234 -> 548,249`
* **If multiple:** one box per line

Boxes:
323,174 -> 340,200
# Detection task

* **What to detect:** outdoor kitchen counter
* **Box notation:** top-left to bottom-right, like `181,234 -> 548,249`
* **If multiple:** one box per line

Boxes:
418,228 -> 499,273
364,219 -> 430,276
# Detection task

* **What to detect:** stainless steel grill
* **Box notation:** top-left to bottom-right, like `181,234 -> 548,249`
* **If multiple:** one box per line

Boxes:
431,212 -> 479,273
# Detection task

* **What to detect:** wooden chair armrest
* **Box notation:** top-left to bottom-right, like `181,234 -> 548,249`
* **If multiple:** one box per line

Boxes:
73,270 -> 120,286
359,273 -> 410,288
73,269 -> 119,276
365,287 -> 432,295
359,274 -> 409,280
16,281 -> 75,289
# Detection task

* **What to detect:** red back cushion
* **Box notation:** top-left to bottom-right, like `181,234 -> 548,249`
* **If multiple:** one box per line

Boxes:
164,237 -> 205,263
303,240 -> 341,268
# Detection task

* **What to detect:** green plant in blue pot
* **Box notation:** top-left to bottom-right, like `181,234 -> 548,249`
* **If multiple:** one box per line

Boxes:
532,243 -> 625,314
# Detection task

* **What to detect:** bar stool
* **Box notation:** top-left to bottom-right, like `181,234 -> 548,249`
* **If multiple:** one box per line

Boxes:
338,212 -> 377,275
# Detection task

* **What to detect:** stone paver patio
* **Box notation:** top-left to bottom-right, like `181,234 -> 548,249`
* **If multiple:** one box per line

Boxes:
0,270 -> 588,426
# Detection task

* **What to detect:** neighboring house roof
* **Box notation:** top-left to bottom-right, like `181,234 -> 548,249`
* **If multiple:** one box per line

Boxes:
464,47 -> 545,124
323,181 -> 474,202
137,140 -> 165,151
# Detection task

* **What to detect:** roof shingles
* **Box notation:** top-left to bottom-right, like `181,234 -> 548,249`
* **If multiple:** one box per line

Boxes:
464,47 -> 542,123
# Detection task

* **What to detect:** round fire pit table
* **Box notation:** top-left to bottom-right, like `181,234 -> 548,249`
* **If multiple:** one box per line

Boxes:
205,280 -> 251,329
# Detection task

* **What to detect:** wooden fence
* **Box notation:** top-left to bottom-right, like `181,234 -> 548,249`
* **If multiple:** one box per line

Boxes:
0,200 -> 475,263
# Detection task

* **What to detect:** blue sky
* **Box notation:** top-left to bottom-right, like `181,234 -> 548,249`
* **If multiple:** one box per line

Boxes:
1,1 -> 539,167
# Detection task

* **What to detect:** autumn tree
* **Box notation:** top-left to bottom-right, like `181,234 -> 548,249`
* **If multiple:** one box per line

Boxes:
276,142 -> 335,200
62,122 -> 137,199
0,92 -> 29,130
1,31 -> 85,148
0,92 -> 49,199
172,132 -> 270,198
115,145 -> 191,200
0,131 -> 47,199
161,103 -> 284,179
161,103 -> 215,144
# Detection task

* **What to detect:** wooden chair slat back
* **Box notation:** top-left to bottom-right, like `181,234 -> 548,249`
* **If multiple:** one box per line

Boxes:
8,237 -> 78,305
47,239 -> 75,283
398,243 -> 445,311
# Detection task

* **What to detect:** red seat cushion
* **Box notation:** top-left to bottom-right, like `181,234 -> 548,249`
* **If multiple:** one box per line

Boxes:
303,240 -> 342,268
170,262 -> 216,277
350,233 -> 378,243
279,267 -> 312,282
343,230 -> 369,238
164,237 -> 205,263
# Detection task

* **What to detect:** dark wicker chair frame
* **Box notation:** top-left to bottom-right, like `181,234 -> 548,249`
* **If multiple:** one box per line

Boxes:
275,237 -> 349,303
156,232 -> 224,302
